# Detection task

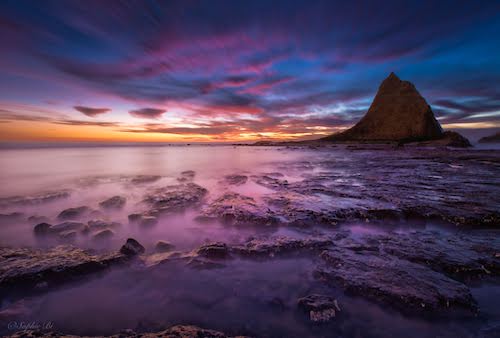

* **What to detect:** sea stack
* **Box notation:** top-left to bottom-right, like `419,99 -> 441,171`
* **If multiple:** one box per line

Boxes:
322,72 -> 470,146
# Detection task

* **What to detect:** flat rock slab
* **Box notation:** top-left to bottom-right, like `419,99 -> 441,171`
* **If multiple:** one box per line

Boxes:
232,236 -> 335,258
143,182 -> 207,215
317,248 -> 477,316
0,245 -> 130,293
0,190 -> 70,207
5,325 -> 249,338
198,193 -> 278,226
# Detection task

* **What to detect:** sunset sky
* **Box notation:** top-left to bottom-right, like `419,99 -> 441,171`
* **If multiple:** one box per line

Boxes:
1,1 -> 499,143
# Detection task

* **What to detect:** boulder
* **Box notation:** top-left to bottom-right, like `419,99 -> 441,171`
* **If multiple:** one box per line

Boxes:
49,221 -> 85,234
155,240 -> 175,253
33,222 -> 52,236
88,219 -> 121,230
57,206 -> 90,220
297,294 -> 341,323
99,196 -> 126,210
120,238 -> 145,256
196,242 -> 230,259
92,229 -> 115,241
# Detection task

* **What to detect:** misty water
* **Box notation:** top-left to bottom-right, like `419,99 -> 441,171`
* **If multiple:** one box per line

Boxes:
0,145 -> 499,337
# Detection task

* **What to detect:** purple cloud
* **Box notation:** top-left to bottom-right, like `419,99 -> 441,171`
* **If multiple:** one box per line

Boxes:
129,108 -> 166,119
74,106 -> 111,117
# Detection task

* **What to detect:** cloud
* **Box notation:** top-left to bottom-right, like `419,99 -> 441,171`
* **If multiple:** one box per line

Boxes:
129,108 -> 166,119
74,105 -> 111,117
1,1 -> 500,140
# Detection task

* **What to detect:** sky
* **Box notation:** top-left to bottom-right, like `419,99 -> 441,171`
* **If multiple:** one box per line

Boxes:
0,0 -> 499,143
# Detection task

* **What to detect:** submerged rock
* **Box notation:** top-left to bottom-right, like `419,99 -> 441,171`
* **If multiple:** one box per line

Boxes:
224,174 -> 248,186
0,190 -> 70,208
57,206 -> 91,220
129,175 -> 162,184
120,238 -> 145,256
0,212 -> 24,224
298,294 -> 341,323
198,193 -> 278,226
99,196 -> 126,210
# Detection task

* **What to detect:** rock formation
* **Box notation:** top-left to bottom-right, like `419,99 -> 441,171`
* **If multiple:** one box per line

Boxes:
479,131 -> 500,143
322,72 -> 470,146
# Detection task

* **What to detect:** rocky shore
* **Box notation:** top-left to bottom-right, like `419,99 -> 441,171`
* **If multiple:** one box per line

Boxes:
0,147 -> 499,337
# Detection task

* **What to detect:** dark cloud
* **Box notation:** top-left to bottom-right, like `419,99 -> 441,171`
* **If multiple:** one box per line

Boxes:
74,105 -> 111,117
129,108 -> 166,119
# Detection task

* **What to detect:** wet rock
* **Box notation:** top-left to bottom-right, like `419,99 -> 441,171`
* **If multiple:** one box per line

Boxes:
143,182 -> 207,214
49,221 -> 85,234
186,258 -> 226,270
88,219 -> 121,230
92,229 -> 115,241
232,236 -> 333,258
33,222 -> 51,236
251,175 -> 288,190
130,175 -> 161,184
224,174 -> 248,185
155,240 -> 174,253
0,190 -> 70,208
198,193 -> 278,226
120,238 -> 145,256
57,206 -> 91,220
177,170 -> 196,182
58,230 -> 77,242
0,212 -> 24,223
4,324 -> 247,337
135,214 -> 159,228
0,245 -> 130,292
316,248 -> 477,316
99,195 -> 126,210
196,242 -> 230,259
128,213 -> 158,228
298,294 -> 341,323
377,230 -> 500,282
128,213 -> 142,222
